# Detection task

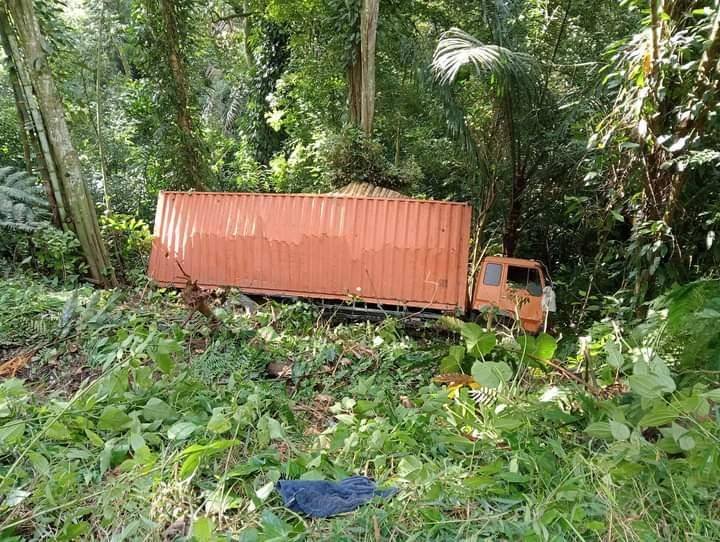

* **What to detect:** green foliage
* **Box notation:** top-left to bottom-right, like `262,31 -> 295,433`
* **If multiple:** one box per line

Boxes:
32,227 -> 88,280
639,279 -> 720,372
129,0 -> 211,191
1,275 -> 719,539
0,75 -> 24,166
432,27 -> 539,92
100,213 -> 152,284
241,20 -> 290,164
324,126 -> 422,190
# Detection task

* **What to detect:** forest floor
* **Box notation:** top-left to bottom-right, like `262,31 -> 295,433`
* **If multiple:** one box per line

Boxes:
0,274 -> 719,541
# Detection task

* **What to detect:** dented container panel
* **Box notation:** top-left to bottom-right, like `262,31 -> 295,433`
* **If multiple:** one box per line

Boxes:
148,192 -> 472,311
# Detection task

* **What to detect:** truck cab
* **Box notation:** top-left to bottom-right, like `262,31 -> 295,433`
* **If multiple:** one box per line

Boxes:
471,256 -> 553,333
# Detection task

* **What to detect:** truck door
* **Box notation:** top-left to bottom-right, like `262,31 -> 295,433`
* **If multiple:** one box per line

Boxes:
500,265 -> 544,331
473,260 -> 504,312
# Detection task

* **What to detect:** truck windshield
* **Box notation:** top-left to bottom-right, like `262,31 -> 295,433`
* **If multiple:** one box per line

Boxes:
506,266 -> 542,296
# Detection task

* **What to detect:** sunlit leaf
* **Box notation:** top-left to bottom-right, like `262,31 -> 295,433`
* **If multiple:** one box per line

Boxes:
97,406 -> 131,432
471,361 -> 512,389
610,420 -> 630,441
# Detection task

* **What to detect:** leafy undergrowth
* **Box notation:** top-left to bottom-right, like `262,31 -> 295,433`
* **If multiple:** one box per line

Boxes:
0,275 -> 719,541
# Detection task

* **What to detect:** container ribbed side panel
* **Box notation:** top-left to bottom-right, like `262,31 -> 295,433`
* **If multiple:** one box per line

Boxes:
148,192 -> 471,311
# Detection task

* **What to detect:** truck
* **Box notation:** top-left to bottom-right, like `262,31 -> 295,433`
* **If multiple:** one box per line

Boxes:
148,191 -> 555,332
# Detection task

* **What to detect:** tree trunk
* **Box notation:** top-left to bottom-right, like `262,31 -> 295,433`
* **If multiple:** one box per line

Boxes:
240,0 -> 255,66
503,171 -> 527,257
0,4 -> 63,226
662,5 -> 720,224
94,0 -> 111,212
3,0 -> 116,286
347,43 -> 362,125
359,0 -> 379,136
157,0 -> 209,191
500,90 -> 524,257
7,49 -> 33,173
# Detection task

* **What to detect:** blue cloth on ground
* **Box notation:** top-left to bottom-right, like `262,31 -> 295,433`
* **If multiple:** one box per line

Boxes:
276,476 -> 398,518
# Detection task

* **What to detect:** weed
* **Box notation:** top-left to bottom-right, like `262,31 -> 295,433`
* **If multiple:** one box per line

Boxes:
0,276 -> 718,540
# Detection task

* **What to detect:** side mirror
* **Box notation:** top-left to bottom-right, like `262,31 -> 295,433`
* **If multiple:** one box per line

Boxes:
542,286 -> 557,312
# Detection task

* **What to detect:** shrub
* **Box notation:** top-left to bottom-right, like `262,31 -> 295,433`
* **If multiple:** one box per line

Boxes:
100,213 -> 152,284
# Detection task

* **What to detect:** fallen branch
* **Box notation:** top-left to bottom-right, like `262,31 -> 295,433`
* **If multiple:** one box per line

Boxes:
176,260 -> 221,328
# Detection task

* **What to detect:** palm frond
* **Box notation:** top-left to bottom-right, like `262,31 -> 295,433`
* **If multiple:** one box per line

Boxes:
432,28 -> 539,94
0,166 -> 50,232
224,86 -> 248,133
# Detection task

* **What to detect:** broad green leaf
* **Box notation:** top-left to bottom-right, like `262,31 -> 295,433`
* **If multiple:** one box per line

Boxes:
460,322 -> 484,343
100,442 -> 113,474
238,528 -> 259,542
678,435 -> 696,451
605,340 -> 624,369
266,417 -> 284,440
638,405 -> 677,428
439,345 -> 466,373
397,455 -> 423,478
0,421 -> 25,446
471,361 -> 512,389
227,462 -> 262,478
534,333 -> 557,361
129,433 -> 146,451
27,451 -> 50,476
97,406 -> 132,431
629,374 -> 670,399
157,337 -> 182,354
664,422 -> 688,441
149,338 -> 180,374
46,422 -> 71,441
85,428 -> 105,447
260,510 -> 292,539
180,452 -> 202,479
149,351 -> 174,374
178,440 -> 238,479
142,398 -> 174,422
494,415 -> 523,431
191,516 -> 214,542
463,475 -> 494,489
168,421 -> 198,441
609,420 -> 630,441
585,422 -> 613,439
468,333 -> 496,358
701,388 -> 720,401
696,308 -> 720,319
516,335 -> 536,356
461,323 -> 496,357
207,408 -> 231,434
499,471 -> 528,483
58,521 -> 90,540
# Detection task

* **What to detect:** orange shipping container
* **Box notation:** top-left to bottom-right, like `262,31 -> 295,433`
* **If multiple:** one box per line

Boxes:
149,192 -> 472,312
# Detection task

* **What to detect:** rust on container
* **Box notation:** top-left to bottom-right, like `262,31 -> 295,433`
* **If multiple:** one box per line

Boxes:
148,192 -> 472,312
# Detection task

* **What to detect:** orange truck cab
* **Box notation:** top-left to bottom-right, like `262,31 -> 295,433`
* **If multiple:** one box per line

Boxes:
471,256 -> 555,333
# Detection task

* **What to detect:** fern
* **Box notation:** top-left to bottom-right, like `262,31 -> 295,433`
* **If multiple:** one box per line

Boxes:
0,165 -> 50,231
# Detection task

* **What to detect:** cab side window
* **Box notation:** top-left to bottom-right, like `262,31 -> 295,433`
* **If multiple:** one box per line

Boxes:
506,266 -> 542,296
483,263 -> 502,286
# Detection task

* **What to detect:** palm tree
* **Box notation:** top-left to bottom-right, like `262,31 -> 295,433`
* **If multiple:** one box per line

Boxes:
432,28 -> 542,257
432,28 -> 537,92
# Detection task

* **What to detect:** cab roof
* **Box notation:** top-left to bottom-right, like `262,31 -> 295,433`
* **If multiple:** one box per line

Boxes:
484,256 -> 541,268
